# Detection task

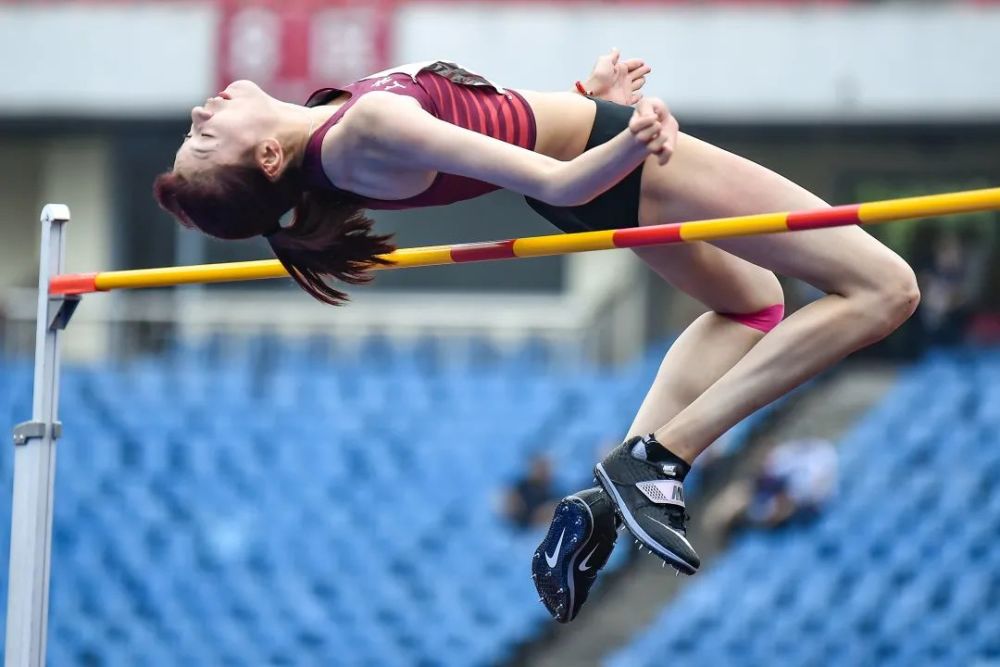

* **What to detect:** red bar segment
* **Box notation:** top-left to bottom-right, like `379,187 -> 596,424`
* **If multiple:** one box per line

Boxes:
49,272 -> 100,295
787,204 -> 862,230
612,224 -> 683,248
450,239 -> 517,263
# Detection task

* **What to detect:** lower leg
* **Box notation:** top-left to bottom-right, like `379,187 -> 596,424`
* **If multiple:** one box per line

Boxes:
626,311 -> 767,438
625,242 -> 786,442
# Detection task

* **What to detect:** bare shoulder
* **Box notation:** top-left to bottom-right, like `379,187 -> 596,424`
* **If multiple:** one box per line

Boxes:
340,91 -> 426,135
319,91 -> 436,193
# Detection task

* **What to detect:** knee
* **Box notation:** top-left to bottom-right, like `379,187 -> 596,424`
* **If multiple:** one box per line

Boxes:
718,272 -> 785,333
856,258 -> 921,340
757,271 -> 786,312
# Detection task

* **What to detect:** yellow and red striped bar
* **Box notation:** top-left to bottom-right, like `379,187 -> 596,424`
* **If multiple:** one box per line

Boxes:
50,186 -> 1000,295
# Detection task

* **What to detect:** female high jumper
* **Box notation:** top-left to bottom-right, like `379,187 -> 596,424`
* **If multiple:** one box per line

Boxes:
154,52 -> 919,623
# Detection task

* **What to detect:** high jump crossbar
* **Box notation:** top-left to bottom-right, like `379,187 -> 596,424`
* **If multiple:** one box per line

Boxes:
5,186 -> 1000,667
49,186 -> 1000,295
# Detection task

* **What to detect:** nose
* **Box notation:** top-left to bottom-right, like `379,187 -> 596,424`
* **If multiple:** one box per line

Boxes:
191,105 -> 212,124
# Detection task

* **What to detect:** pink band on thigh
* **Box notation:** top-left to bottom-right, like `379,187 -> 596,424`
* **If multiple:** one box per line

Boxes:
721,304 -> 785,332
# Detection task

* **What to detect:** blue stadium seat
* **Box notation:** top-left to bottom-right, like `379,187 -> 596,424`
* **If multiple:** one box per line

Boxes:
6,336 -> 741,665
606,349 -> 1000,667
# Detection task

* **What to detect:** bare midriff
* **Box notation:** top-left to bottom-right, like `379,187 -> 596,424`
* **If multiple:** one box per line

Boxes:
516,90 -> 599,162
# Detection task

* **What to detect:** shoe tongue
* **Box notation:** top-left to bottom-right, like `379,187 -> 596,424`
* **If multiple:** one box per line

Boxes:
629,439 -> 649,460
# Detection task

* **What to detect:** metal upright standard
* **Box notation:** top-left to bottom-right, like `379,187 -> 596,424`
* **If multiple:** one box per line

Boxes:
5,205 -> 77,667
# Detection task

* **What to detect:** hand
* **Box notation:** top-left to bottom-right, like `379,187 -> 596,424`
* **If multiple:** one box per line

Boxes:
628,97 -> 678,166
582,48 -> 652,106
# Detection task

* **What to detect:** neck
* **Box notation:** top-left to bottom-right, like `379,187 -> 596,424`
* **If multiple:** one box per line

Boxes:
276,96 -> 351,168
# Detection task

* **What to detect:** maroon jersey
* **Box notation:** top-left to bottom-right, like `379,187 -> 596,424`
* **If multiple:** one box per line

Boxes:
302,61 -> 536,210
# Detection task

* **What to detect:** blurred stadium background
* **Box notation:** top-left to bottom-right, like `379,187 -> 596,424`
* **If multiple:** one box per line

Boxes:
2,0 -> 999,665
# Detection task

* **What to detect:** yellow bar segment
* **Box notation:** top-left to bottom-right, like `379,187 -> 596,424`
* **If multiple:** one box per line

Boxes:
93,260 -> 289,290
512,230 -> 616,257
859,187 -> 1000,223
379,246 -> 454,268
679,213 -> 790,242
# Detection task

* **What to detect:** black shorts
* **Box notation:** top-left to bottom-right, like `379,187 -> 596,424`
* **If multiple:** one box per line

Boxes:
525,98 -> 642,234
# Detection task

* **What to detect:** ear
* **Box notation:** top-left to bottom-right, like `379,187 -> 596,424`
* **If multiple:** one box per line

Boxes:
254,138 -> 286,182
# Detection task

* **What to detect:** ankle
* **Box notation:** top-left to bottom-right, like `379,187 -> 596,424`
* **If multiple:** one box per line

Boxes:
643,433 -> 698,468
634,434 -> 692,480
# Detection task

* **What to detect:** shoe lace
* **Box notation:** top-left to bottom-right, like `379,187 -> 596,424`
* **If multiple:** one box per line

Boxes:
661,503 -> 690,535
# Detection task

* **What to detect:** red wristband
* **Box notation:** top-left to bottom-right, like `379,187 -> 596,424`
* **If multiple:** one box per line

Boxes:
574,80 -> 592,96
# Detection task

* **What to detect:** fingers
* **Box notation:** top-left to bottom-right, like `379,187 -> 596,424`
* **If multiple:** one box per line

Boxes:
629,64 -> 652,92
634,96 -> 656,117
628,110 -> 658,141
633,121 -> 662,146
629,101 -> 661,142
636,96 -> 668,121
629,109 -> 657,132
630,96 -> 677,164
609,47 -> 620,65
646,123 -> 670,158
623,58 -> 646,72
630,64 -> 652,79
650,114 -> 679,166
646,96 -> 670,123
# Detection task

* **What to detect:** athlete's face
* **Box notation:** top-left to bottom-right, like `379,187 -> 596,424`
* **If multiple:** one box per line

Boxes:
174,80 -> 273,174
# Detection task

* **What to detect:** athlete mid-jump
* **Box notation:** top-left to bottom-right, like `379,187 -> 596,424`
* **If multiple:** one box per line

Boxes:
154,50 -> 919,623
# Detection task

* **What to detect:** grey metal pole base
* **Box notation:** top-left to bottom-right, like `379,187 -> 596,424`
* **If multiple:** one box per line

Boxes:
5,204 -> 73,667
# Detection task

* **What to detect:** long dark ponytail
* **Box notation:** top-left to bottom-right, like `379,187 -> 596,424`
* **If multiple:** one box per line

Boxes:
154,165 -> 395,305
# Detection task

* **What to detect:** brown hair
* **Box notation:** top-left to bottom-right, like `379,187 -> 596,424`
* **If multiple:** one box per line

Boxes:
153,165 -> 395,305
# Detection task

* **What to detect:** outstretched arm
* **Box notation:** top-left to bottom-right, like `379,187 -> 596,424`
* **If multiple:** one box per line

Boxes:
351,92 -> 676,207
577,48 -> 652,106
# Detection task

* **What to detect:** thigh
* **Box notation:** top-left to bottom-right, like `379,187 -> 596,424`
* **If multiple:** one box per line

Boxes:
640,132 -> 906,295
631,242 -> 782,315
713,226 -> 907,298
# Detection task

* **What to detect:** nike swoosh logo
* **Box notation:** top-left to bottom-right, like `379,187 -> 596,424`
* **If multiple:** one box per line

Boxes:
578,545 -> 600,572
647,516 -> 694,549
545,529 -> 565,568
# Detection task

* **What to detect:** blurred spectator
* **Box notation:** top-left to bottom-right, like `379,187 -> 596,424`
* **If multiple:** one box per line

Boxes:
501,454 -> 560,530
913,226 -> 989,350
914,230 -> 975,347
706,437 -> 838,542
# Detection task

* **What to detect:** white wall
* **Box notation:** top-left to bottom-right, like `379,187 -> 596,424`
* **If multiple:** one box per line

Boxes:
0,142 -> 43,289
0,136 -> 114,359
393,4 -> 1000,122
2,3 -> 998,120
0,3 -> 217,117
0,137 -> 114,284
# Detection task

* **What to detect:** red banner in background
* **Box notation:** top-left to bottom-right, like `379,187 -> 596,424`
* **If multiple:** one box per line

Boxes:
217,0 -> 392,103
